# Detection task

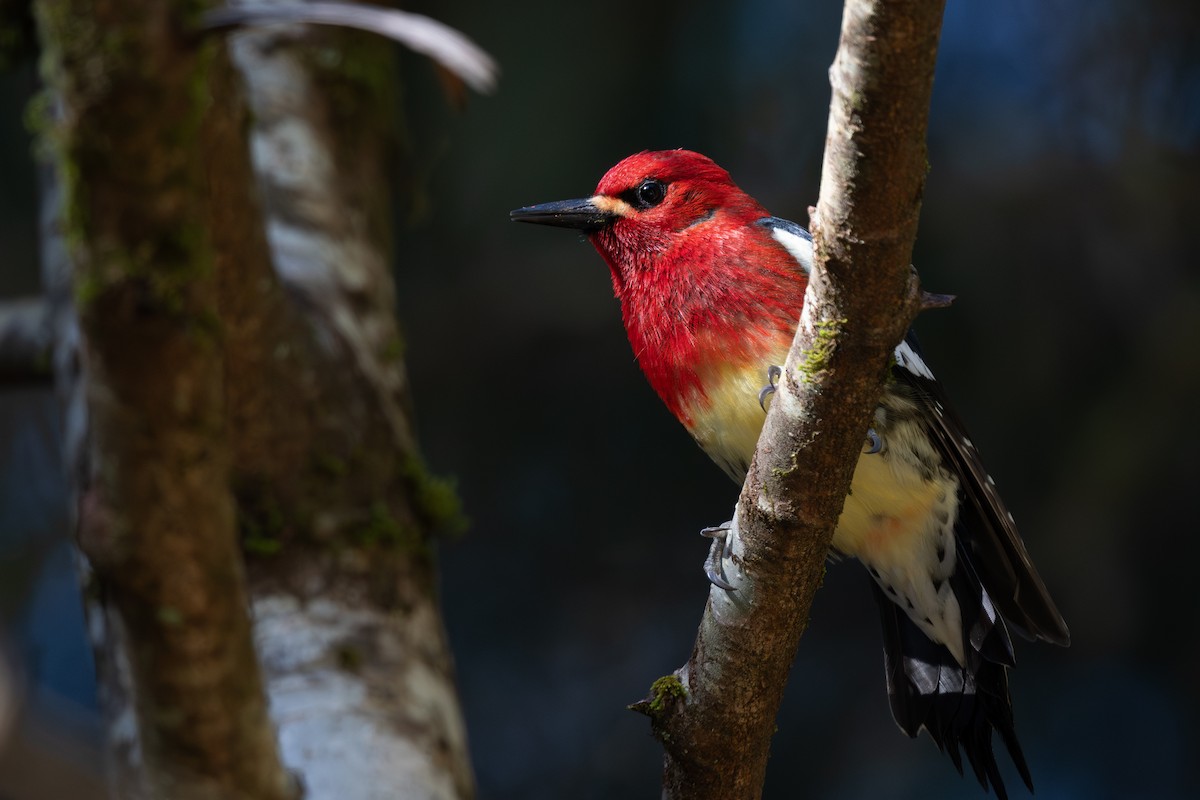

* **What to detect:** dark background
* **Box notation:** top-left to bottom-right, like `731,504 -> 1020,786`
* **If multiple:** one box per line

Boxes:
3,0 -> 1199,797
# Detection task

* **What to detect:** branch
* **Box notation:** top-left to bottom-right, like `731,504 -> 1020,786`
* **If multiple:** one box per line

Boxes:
200,1 -> 498,94
647,2 -> 947,797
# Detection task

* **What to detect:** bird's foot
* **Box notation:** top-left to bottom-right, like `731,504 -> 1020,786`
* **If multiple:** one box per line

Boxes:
701,522 -> 736,591
758,365 -> 783,411
864,428 -> 883,454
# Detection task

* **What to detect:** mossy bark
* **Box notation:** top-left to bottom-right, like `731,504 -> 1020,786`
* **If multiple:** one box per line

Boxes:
32,1 -> 475,798
32,2 -> 293,799
226,14 -> 475,800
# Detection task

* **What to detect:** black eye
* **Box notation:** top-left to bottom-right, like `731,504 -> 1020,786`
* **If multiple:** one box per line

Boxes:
633,179 -> 667,209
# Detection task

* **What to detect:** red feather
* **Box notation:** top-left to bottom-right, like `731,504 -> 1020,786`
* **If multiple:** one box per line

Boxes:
585,151 -> 807,423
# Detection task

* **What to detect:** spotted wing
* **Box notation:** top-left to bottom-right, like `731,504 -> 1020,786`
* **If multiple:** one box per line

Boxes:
892,334 -> 1070,646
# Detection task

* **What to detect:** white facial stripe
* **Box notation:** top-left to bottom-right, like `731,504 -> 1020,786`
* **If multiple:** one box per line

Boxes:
591,194 -> 634,218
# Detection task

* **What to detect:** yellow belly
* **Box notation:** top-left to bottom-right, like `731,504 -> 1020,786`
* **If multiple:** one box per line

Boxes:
685,360 -> 952,563
685,359 -> 966,661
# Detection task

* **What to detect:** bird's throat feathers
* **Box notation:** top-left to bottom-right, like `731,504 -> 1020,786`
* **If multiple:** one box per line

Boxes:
591,225 -> 806,426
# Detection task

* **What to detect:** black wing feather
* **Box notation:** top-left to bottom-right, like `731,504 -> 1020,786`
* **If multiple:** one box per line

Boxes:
892,333 -> 1070,646
746,217 -> 1065,795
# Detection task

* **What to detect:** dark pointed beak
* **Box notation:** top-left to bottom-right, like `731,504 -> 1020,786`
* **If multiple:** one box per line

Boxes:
509,197 -> 616,232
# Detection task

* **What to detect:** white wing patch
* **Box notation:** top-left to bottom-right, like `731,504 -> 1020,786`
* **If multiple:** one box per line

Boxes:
764,222 -> 814,274
894,339 -> 935,380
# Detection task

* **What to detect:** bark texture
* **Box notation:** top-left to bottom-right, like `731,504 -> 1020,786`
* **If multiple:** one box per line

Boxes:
32,2 -> 294,799
226,16 -> 475,800
650,1 -> 948,797
31,1 -> 480,798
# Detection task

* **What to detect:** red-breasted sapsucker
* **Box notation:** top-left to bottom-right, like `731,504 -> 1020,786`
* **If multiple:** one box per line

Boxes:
511,149 -> 1069,798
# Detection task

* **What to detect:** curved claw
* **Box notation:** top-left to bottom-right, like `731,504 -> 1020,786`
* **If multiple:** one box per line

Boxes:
864,428 -> 883,454
701,522 -> 737,591
757,384 -> 775,411
758,365 -> 783,411
705,565 -> 737,592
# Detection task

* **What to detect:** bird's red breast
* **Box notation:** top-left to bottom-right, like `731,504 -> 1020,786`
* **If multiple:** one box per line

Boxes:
584,151 -> 809,436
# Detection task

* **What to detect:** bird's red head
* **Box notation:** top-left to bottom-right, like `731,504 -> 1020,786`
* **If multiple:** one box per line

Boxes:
511,150 -> 807,427
587,150 -> 769,295
511,150 -> 771,295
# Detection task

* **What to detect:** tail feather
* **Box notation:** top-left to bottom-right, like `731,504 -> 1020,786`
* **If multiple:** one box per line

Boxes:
872,542 -> 1034,798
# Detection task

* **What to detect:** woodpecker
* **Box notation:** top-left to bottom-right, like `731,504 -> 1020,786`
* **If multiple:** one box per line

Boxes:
511,149 -> 1069,798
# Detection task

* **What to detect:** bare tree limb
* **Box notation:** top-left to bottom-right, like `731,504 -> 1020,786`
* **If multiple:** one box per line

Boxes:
647,1 -> 947,797
201,1 -> 498,94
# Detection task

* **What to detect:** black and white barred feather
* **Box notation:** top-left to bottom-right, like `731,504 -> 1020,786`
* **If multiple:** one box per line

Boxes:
764,215 -> 1069,798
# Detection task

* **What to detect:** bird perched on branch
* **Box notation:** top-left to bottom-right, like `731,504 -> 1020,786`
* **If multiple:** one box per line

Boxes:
511,149 -> 1068,798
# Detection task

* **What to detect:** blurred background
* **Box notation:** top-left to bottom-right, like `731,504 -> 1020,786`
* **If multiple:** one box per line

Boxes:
2,0 -> 1198,797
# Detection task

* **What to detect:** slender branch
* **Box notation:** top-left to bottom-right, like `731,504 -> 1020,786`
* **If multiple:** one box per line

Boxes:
200,1 -> 497,94
651,1 -> 947,797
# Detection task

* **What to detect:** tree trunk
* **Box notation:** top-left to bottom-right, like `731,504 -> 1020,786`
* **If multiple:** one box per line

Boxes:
31,1 -> 477,797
